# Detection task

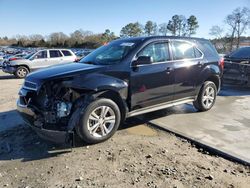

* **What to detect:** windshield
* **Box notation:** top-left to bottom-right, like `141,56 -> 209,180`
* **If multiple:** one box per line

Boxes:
229,47 -> 250,59
25,52 -> 36,59
80,41 -> 138,65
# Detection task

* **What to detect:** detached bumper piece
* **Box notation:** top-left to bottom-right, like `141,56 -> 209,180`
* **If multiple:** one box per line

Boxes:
17,99 -> 74,145
2,65 -> 16,74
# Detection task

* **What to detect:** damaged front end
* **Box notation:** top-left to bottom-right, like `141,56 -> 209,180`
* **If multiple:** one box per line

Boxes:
17,80 -> 82,145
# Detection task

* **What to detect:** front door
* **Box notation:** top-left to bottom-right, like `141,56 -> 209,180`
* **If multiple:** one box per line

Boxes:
130,41 -> 175,110
30,50 -> 49,71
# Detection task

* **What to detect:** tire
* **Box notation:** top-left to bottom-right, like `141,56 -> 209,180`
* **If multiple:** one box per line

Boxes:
14,66 -> 29,78
193,81 -> 217,112
76,98 -> 121,144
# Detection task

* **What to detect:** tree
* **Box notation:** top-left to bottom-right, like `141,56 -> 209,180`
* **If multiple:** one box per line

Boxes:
153,22 -> 158,35
144,21 -> 154,36
120,22 -> 143,37
209,25 -> 224,38
101,29 -> 116,44
225,7 -> 250,50
48,32 -> 68,47
167,15 -> 187,36
159,23 -> 168,36
186,15 -> 199,36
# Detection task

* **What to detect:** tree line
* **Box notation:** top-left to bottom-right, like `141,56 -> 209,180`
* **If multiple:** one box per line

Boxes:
0,14 -> 199,49
0,29 -> 116,49
209,7 -> 250,53
120,15 -> 199,37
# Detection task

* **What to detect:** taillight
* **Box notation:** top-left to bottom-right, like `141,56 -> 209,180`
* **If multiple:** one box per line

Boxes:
9,57 -> 18,61
219,58 -> 224,70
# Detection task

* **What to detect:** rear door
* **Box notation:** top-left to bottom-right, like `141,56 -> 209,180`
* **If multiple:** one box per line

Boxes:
170,40 -> 204,100
60,50 -> 75,62
48,50 -> 64,65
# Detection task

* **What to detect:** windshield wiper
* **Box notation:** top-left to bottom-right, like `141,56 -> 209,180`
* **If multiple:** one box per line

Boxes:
82,61 -> 95,65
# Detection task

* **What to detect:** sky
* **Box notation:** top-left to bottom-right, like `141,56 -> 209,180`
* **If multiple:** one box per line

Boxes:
0,0 -> 250,39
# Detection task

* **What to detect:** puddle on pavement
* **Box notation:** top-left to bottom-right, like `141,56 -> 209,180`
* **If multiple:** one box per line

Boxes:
126,124 -> 158,136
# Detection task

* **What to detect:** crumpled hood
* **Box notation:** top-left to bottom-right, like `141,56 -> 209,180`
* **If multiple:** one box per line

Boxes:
25,63 -> 105,87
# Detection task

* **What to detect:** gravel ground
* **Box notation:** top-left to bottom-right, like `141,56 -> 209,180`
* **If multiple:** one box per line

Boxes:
0,71 -> 249,188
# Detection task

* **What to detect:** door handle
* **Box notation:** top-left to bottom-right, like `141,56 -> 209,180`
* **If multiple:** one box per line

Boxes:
166,67 -> 173,74
198,61 -> 204,67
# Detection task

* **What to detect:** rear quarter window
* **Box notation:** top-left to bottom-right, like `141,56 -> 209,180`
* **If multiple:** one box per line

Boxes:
61,50 -> 73,56
198,40 -> 219,58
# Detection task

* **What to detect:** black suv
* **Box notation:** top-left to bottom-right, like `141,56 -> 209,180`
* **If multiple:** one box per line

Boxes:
17,36 -> 222,144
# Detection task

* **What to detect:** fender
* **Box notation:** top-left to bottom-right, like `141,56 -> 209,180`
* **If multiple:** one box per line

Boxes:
62,73 -> 129,101
195,64 -> 221,94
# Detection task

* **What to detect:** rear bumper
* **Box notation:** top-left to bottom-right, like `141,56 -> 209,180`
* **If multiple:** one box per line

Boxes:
17,99 -> 72,144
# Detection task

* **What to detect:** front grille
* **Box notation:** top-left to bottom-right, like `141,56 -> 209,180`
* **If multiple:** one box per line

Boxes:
24,81 -> 37,90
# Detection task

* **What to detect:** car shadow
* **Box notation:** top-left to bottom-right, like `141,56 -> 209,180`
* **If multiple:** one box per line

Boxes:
219,85 -> 250,96
0,74 -> 18,80
0,110 -> 145,162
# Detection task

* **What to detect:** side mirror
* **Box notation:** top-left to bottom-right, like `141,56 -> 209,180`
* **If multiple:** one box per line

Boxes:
133,56 -> 153,67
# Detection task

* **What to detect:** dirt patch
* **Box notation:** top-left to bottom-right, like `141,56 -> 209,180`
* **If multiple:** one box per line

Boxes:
0,123 -> 249,188
126,124 -> 158,136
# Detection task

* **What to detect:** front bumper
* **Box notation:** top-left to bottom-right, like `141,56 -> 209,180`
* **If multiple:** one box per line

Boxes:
2,65 -> 16,74
17,99 -> 72,144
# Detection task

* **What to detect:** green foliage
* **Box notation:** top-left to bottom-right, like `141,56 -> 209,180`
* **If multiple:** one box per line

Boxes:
166,15 -> 198,36
187,15 -> 199,36
120,22 -> 143,37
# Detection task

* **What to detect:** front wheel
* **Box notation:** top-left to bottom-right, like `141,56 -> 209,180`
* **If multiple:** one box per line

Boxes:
193,81 -> 217,112
76,98 -> 121,144
15,66 -> 29,78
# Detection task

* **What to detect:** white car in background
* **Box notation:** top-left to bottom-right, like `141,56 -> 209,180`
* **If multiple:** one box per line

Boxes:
2,49 -> 77,78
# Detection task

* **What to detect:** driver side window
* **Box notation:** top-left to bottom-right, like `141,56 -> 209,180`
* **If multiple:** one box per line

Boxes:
35,51 -> 47,59
138,42 -> 170,63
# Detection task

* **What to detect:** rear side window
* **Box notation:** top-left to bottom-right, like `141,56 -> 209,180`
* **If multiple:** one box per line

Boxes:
198,40 -> 218,58
138,42 -> 170,63
61,50 -> 72,56
172,41 -> 197,60
49,50 -> 62,58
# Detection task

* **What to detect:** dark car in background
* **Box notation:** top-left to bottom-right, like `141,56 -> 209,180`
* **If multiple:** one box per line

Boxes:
223,47 -> 250,85
17,36 -> 222,144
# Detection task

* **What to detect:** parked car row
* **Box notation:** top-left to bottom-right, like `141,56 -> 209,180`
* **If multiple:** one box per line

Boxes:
0,46 -> 95,78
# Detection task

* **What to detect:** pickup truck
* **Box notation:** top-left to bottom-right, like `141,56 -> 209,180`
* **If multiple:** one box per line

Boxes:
17,36 -> 223,144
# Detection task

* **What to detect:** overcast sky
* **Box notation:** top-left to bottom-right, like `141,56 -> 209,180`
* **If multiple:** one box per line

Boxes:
0,0 -> 250,39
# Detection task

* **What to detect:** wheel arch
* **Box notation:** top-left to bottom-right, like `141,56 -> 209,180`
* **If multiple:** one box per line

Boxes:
15,64 -> 30,72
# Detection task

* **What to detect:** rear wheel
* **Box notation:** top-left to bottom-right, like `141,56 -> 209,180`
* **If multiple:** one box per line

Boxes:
15,66 -> 29,78
76,98 -> 121,144
193,81 -> 217,112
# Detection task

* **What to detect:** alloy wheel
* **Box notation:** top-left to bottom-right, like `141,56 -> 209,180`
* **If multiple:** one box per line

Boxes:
87,105 -> 116,138
17,68 -> 27,77
202,86 -> 215,108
